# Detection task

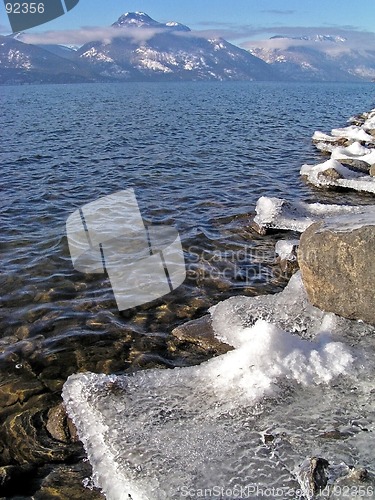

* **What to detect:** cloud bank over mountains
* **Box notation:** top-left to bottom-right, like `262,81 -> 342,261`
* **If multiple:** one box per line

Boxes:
1,12 -> 375,84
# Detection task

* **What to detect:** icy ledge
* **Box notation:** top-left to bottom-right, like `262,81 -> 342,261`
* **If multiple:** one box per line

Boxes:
307,110 -> 375,193
300,158 -> 375,194
252,195 -> 375,233
63,273 -> 375,500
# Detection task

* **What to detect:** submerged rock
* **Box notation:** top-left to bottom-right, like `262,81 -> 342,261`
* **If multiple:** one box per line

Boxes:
169,315 -> 232,356
309,457 -> 329,495
298,457 -> 329,498
298,220 -> 375,325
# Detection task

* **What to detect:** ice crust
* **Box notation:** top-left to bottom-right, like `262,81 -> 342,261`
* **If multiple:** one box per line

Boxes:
275,239 -> 300,261
331,141 -> 374,163
300,159 -> 375,193
331,125 -> 374,143
253,195 -> 375,232
306,111 -> 375,193
62,274 -> 375,500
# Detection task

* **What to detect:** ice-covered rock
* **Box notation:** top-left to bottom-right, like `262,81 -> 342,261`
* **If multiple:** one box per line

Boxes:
314,141 -> 338,154
312,131 -> 348,144
331,125 -> 374,143
63,273 -> 375,500
330,142 -> 375,172
298,217 -> 375,325
300,158 -> 375,193
253,195 -> 374,233
362,110 -> 375,133
275,239 -> 300,262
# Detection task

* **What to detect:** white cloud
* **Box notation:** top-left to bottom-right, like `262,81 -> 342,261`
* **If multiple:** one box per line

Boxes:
19,26 -> 170,46
14,22 -> 375,55
241,27 -> 375,54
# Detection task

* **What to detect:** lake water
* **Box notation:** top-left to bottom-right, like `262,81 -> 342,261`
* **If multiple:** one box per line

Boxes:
1,81 -> 375,496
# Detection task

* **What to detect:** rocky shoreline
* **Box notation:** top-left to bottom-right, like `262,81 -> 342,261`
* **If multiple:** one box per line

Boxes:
1,108 -> 375,499
253,107 -> 375,325
164,107 -> 375,497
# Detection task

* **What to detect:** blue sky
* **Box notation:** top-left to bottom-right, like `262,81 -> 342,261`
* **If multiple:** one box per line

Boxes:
1,0 -> 375,47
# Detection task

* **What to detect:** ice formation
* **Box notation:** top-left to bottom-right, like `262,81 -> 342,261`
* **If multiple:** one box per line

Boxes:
300,159 -> 375,193
253,195 -> 375,232
275,239 -> 299,261
331,125 -> 374,143
62,274 -> 375,500
306,111 -> 375,193
331,141 -> 374,163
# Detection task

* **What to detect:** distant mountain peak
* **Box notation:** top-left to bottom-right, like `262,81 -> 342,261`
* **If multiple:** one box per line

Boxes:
112,12 -> 191,32
112,12 -> 160,28
270,34 -> 347,43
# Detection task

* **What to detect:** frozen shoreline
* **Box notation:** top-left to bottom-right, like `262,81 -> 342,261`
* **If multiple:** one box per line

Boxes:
63,107 -> 375,499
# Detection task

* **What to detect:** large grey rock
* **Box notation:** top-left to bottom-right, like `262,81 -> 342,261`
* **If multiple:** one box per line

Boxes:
298,221 -> 375,324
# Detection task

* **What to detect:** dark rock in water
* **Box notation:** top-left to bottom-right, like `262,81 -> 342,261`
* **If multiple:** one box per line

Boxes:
319,429 -> 352,440
261,433 -> 275,444
34,463 -> 104,499
1,395 -> 82,465
0,464 -> 38,496
250,219 -> 267,235
339,158 -> 371,173
298,221 -> 375,325
310,457 -> 329,494
298,457 -> 329,497
169,315 -> 232,356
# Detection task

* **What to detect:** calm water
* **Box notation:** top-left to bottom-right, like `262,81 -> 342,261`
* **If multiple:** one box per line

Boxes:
1,81 -> 375,366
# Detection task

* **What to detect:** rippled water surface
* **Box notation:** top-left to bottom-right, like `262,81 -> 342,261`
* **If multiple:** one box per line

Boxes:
1,81 -> 375,495
1,81 -> 375,363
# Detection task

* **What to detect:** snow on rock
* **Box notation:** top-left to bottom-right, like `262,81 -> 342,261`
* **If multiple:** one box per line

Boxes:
331,125 -> 374,143
307,108 -> 375,191
362,109 -> 375,131
312,131 -> 342,143
275,239 -> 300,261
301,158 -> 375,193
253,195 -> 373,233
331,142 -> 375,169
81,48 -> 114,63
62,272 -> 373,500
332,141 -> 371,158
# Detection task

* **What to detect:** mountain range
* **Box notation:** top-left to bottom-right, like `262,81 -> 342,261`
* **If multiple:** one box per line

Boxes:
1,12 -> 375,84
247,35 -> 375,82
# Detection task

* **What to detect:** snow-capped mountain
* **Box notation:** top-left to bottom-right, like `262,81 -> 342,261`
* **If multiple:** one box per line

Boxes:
0,35 -> 92,84
247,35 -> 375,82
112,11 -> 191,32
270,34 -> 347,43
0,12 -> 278,84
2,15 -> 375,84
76,12 -> 278,81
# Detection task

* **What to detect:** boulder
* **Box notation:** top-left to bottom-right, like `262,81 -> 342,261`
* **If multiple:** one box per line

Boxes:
169,315 -> 232,355
298,221 -> 375,324
370,165 -> 375,177
317,167 -> 344,181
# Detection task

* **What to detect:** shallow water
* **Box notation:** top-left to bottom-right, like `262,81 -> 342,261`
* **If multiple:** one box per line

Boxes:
1,81 -> 375,496
2,82 -> 374,351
